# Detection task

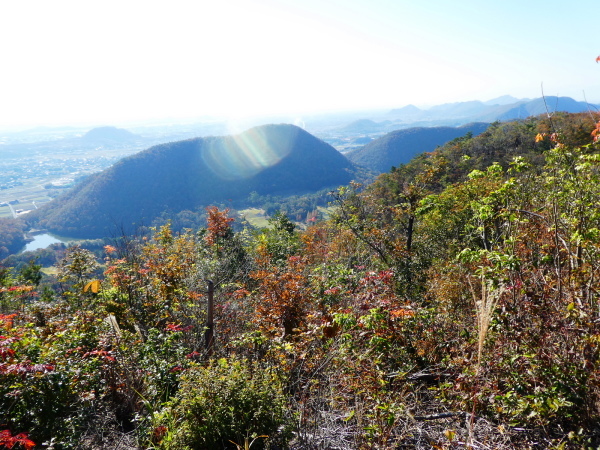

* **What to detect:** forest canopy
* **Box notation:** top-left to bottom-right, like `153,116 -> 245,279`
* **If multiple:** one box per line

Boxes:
0,218 -> 26,258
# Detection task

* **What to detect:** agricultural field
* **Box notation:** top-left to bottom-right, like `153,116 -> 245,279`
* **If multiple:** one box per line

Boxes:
0,146 -> 146,216
238,207 -> 269,228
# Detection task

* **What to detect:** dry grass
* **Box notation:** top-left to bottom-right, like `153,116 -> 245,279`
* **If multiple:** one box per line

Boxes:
469,273 -> 505,367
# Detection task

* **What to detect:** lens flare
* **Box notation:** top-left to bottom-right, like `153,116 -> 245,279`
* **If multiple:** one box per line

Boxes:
202,126 -> 294,180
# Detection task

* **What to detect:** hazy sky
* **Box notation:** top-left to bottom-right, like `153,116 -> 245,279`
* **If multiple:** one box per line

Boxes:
0,0 -> 598,129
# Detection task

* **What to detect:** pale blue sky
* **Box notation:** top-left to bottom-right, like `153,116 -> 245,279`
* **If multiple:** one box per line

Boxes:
0,0 -> 597,129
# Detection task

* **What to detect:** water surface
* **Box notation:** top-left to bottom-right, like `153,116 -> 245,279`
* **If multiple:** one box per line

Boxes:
22,233 -> 66,252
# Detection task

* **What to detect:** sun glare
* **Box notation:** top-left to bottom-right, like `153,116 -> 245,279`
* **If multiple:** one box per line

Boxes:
201,126 -> 293,180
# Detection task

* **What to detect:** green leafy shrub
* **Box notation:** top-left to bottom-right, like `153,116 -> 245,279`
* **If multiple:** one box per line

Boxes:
0,310 -> 107,449
155,357 -> 292,450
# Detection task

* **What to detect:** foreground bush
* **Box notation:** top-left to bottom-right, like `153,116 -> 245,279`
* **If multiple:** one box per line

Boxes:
154,357 -> 292,449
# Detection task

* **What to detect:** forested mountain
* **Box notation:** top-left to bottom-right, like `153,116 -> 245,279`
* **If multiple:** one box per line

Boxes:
375,112 -> 599,187
29,124 -> 360,237
346,122 -> 489,173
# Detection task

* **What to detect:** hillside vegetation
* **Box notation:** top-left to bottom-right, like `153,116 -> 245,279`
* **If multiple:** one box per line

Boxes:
0,218 -> 26,258
2,113 -> 600,448
346,122 -> 489,173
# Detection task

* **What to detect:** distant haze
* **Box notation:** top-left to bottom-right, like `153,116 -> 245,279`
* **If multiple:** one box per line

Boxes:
0,0 -> 598,131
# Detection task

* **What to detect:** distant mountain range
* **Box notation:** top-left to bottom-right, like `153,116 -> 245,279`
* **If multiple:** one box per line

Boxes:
337,96 -> 597,134
346,123 -> 489,173
81,126 -> 139,144
483,95 -> 523,106
391,95 -> 595,122
0,126 -> 145,159
30,124 -> 360,237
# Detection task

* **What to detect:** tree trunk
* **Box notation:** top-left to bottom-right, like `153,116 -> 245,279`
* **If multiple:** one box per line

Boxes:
204,280 -> 214,355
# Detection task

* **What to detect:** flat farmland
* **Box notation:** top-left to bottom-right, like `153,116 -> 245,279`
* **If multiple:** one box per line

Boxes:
0,142 -> 146,218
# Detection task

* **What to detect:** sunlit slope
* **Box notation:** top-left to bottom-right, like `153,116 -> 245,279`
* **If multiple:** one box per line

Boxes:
32,124 -> 357,237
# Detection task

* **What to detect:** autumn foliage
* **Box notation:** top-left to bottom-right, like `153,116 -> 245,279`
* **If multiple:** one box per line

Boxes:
2,113 -> 600,447
0,430 -> 35,450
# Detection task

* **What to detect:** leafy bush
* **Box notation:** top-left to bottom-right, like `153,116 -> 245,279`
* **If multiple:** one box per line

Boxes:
154,357 -> 292,450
